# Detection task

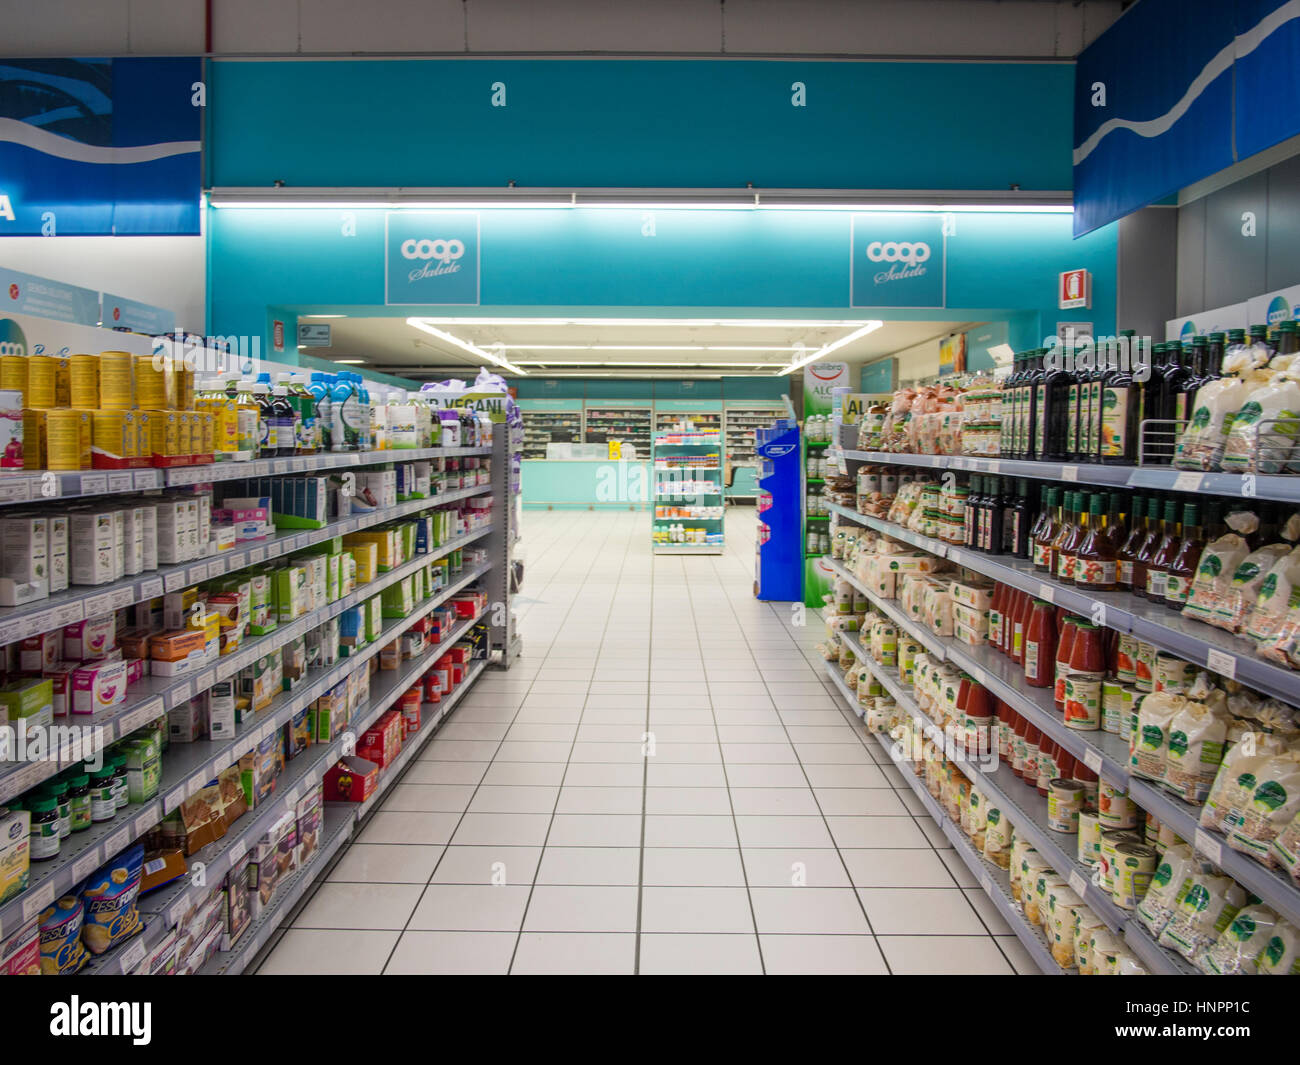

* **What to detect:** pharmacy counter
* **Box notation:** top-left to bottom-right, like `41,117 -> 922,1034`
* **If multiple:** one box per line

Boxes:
521,459 -> 652,510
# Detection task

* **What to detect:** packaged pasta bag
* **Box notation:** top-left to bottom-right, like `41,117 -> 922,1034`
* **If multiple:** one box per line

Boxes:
1198,903 -> 1278,975
1224,748 -> 1300,866
1131,692 -> 1184,783
1244,546 -> 1300,646
1221,368 -> 1300,474
1210,543 -> 1292,632
79,843 -> 144,955
1199,731 -> 1289,835
39,894 -> 89,975
1164,701 -> 1228,803
1182,533 -> 1250,625
1257,918 -> 1300,974
1116,955 -> 1149,975
1157,873 -> 1246,960
1135,843 -> 1200,939
1270,807 -> 1300,880
1174,372 -> 1249,471
1256,592 -> 1300,668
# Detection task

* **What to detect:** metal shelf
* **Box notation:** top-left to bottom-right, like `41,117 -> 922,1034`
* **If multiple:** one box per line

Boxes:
842,450 -> 1136,488
0,523 -> 492,809
1128,467 -> 1300,504
653,544 -> 724,554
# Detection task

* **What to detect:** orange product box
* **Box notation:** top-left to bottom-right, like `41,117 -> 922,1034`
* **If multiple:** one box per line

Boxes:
358,709 -> 403,769
323,755 -> 379,803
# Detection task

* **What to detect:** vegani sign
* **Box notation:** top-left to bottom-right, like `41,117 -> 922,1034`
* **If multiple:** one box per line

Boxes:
850,213 -> 946,309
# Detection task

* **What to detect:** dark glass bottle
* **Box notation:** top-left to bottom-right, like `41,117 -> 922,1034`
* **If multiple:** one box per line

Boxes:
1038,347 -> 1073,460
1144,498 -> 1182,601
1164,503 -> 1205,611
1276,320 -> 1300,357
1131,496 -> 1166,599
1100,336 -> 1144,465
1007,354 -> 1025,460
985,477 -> 1006,554
1024,349 -> 1043,460
1117,494 -> 1146,590
1066,344 -> 1084,462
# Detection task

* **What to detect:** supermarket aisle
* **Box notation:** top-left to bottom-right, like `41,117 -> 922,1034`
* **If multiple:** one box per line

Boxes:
256,508 -> 1036,975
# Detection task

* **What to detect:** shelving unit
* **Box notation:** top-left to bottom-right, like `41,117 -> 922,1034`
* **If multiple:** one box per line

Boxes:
0,418 -> 520,977
723,405 -> 783,467
582,404 -> 652,456
652,433 -> 724,555
521,409 -> 583,459
654,409 -> 721,436
825,460 -> 1300,958
802,437 -> 832,604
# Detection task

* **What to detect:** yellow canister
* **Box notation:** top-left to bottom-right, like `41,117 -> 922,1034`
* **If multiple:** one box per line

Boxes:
0,355 -> 26,402
22,410 -> 45,469
175,411 -> 193,458
134,410 -> 150,465
74,409 -> 92,469
26,356 -> 57,409
92,410 -> 129,467
54,357 -> 70,407
1098,828 -> 1141,893
46,409 -> 85,470
1077,810 -> 1103,868
1112,842 -> 1159,910
177,365 -> 195,410
200,411 -> 214,455
134,355 -> 167,408
120,411 -> 138,461
69,354 -> 100,408
149,409 -> 178,463
99,351 -> 135,410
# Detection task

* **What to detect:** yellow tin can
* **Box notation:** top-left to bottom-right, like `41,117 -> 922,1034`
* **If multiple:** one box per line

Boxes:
0,356 -> 26,401
26,356 -> 57,409
92,410 -> 129,467
135,410 -> 150,464
199,411 -> 215,455
99,351 -> 135,410
135,355 -> 167,408
54,357 -> 70,407
174,411 -> 192,458
120,411 -> 138,461
149,409 -> 178,463
46,409 -> 86,470
22,410 -> 45,469
69,354 -> 100,408
177,364 -> 195,411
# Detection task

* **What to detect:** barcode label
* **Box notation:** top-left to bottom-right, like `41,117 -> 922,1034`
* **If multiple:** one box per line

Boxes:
72,848 -> 103,882
1038,583 -> 1055,604
1206,649 -> 1237,679
0,479 -> 32,502
196,671 -> 214,692
208,558 -> 225,578
187,772 -> 206,798
107,472 -> 134,493
188,565 -> 207,584
80,474 -> 107,495
1195,828 -> 1223,865
228,839 -> 247,865
162,788 -> 186,815
84,592 -> 115,618
104,826 -> 132,856
0,618 -> 24,645
249,547 -> 265,563
1083,748 -> 1102,773
274,461 -> 288,474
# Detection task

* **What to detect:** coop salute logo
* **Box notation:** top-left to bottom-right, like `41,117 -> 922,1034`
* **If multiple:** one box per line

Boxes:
851,214 -> 945,309
385,212 -> 480,306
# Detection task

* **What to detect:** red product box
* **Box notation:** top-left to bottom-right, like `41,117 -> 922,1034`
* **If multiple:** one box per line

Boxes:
446,645 -> 471,666
323,755 -> 379,803
399,692 -> 421,740
357,710 -> 403,768
125,657 -> 145,686
450,661 -> 465,686
450,598 -> 478,620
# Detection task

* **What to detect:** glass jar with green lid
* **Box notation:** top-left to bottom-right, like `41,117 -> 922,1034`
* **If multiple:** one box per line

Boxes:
109,752 -> 129,810
29,796 -> 60,861
88,767 -> 116,824
66,772 -> 92,832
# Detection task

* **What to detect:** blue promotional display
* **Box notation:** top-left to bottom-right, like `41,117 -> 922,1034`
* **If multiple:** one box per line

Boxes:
0,57 -> 201,235
754,421 -> 802,602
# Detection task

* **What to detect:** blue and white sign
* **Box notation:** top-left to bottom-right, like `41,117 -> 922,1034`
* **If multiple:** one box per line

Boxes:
0,266 -> 99,324
850,213 -> 945,309
0,57 -> 201,236
101,291 -> 175,335
385,211 -> 480,306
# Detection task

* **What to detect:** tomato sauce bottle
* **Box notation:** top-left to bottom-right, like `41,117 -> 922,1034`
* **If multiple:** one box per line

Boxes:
1064,621 -> 1104,730
1054,617 -> 1078,710
1024,599 -> 1057,687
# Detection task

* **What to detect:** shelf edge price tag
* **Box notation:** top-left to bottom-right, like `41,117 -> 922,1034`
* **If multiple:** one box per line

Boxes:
186,772 -> 207,798
80,473 -> 107,495
107,472 -> 134,493
1172,471 -> 1203,492
1068,869 -> 1089,896
1060,465 -> 1078,482
72,847 -> 103,883
1194,828 -> 1223,865
139,578 -> 164,600
1037,582 -> 1055,604
162,788 -> 186,815
1082,748 -> 1103,774
1205,648 -> 1237,679
228,839 -> 247,865
118,937 -> 148,974
164,571 -> 186,593
22,881 -> 56,923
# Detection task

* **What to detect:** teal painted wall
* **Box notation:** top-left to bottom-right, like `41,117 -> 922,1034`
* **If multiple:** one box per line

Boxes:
209,59 -> 1073,191
208,207 -> 1116,358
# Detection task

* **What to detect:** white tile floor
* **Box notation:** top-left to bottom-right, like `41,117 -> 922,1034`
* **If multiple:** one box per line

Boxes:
256,508 -> 1035,975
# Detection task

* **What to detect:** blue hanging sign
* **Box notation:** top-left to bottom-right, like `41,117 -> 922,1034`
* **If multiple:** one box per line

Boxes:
850,213 -> 945,308
385,211 -> 481,306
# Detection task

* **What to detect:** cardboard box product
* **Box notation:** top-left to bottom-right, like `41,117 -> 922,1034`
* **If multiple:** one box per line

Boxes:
381,577 -> 414,619
71,659 -> 128,716
221,852 -> 252,951
0,807 -> 30,905
358,709 -> 403,769
323,755 -> 379,803
20,631 -> 60,674
0,516 -> 49,602
124,733 -> 162,802
239,653 -> 277,713
64,615 -> 116,661
272,564 -> 307,623
239,732 -> 280,808
43,663 -> 77,718
47,515 -> 68,594
344,539 -> 378,585
295,787 -> 322,867
149,629 -> 207,677
364,596 -> 383,643
208,680 -> 236,742
284,707 -> 311,761
0,916 -> 39,975
167,693 -> 207,744
0,677 -> 53,733
247,573 -> 275,635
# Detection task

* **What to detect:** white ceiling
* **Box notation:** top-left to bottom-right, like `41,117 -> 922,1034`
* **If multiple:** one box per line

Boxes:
299,315 -> 977,379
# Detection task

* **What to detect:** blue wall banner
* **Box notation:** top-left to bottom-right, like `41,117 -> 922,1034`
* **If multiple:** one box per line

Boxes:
1074,0 -> 1300,236
385,211 -> 480,306
0,57 -> 201,236
850,213 -> 945,308
101,291 -> 175,335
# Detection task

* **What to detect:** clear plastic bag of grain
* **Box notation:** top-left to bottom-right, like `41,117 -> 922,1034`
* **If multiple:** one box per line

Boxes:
1198,903 -> 1278,975
1135,843 -> 1201,939
1157,873 -> 1246,960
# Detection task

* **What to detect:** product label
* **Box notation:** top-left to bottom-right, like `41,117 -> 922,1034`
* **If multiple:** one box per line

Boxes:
1064,671 -> 1103,729
1012,623 -> 1024,659
1067,385 -> 1080,453
1057,551 -> 1076,581
1033,388 -> 1045,455
1076,559 -> 1117,586
1145,569 -> 1167,598
1033,541 -> 1050,568
1101,388 -> 1128,458
1117,559 -> 1133,586
1025,642 -> 1041,683
1165,573 -> 1190,604
1087,380 -> 1103,456
989,609 -> 1002,646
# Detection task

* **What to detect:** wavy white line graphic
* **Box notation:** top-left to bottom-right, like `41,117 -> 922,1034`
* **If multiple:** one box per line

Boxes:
1073,0 -> 1300,165
0,116 -> 198,165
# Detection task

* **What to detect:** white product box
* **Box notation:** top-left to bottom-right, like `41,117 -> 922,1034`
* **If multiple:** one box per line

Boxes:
0,515 -> 49,605
184,499 -> 200,561
198,494 -> 211,552
111,509 -> 125,581
155,500 -> 186,565
71,659 -> 128,715
141,503 -> 158,571
47,515 -> 68,594
208,680 -> 236,741
69,510 -> 116,586
121,507 -> 144,577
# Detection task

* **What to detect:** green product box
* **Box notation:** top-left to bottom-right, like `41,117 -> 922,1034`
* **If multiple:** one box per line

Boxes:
216,577 -> 252,637
248,572 -> 276,636
364,596 -> 383,642
381,577 -> 414,618
0,677 -> 53,731
124,733 -> 162,803
324,536 -> 343,555
412,566 -> 425,602
398,522 -> 416,562
324,552 -> 340,602
273,565 -> 307,623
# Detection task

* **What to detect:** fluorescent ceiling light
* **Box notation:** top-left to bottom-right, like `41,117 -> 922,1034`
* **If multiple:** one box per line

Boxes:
776,321 -> 883,375
303,314 -> 347,319
756,202 -> 1073,213
513,360 -> 770,368
496,344 -> 801,353
408,317 -> 878,329
331,358 -> 367,365
406,319 -> 528,375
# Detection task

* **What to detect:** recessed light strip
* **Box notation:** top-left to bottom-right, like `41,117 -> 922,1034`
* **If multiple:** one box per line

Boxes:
405,319 -> 529,375
776,321 -> 884,375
